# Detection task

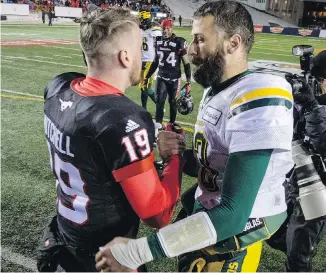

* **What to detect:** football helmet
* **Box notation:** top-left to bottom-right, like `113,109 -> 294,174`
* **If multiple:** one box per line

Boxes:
139,11 -> 152,30
177,83 -> 194,115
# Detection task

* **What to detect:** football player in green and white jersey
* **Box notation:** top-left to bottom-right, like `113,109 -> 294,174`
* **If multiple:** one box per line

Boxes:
139,11 -> 162,109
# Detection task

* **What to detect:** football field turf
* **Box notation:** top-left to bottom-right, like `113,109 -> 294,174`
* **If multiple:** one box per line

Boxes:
1,24 -> 326,271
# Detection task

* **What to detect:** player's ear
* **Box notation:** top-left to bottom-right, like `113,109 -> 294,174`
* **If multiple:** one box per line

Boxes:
227,34 -> 241,54
118,49 -> 132,68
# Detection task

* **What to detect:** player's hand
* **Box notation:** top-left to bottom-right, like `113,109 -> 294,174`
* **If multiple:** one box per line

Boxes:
157,130 -> 185,160
95,237 -> 134,272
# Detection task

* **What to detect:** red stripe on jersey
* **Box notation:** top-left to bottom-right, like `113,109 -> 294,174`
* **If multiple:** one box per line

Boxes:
71,76 -> 124,97
112,152 -> 155,181
119,155 -> 182,228
178,48 -> 187,55
175,78 -> 181,98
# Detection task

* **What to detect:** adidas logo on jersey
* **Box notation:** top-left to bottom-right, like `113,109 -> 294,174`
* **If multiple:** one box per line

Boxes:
125,120 -> 140,133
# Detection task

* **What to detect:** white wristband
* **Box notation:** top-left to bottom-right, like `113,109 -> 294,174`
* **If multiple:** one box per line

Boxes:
110,237 -> 154,269
157,211 -> 217,257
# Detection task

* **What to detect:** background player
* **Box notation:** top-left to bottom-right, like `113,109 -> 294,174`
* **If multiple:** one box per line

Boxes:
36,8 -> 185,272
144,18 -> 192,128
139,11 -> 162,109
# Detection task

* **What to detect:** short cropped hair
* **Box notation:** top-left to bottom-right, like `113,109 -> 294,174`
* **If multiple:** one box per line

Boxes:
194,1 -> 254,54
79,8 -> 139,59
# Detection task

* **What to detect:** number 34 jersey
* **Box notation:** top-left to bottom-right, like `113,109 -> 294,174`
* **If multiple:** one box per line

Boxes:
194,72 -> 294,218
44,72 -> 155,248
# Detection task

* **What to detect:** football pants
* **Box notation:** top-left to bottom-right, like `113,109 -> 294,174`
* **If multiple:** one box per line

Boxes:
178,241 -> 262,272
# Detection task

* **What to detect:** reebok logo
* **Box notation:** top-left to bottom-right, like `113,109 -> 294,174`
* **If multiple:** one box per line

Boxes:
125,120 -> 140,133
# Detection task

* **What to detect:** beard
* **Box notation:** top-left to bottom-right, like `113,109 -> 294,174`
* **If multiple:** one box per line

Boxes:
191,50 -> 226,89
130,60 -> 141,86
317,93 -> 326,105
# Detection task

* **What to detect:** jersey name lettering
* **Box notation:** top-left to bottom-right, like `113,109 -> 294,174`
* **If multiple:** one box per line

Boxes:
44,114 -> 74,157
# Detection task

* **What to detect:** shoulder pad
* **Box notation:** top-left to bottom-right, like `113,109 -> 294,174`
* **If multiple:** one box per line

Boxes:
45,72 -> 85,100
176,36 -> 186,43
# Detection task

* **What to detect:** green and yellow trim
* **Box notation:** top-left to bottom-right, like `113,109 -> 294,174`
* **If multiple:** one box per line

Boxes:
230,88 -> 293,109
228,97 -> 293,118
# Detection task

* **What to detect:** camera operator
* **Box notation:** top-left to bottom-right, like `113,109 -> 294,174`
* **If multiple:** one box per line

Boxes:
267,50 -> 326,272
294,50 -> 326,155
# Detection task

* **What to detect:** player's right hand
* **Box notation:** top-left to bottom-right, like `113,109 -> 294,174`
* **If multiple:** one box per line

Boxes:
185,82 -> 191,95
95,237 -> 134,272
157,131 -> 185,160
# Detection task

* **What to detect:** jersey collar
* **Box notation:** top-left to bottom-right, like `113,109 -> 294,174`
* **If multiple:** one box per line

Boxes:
71,76 -> 124,97
209,70 -> 252,96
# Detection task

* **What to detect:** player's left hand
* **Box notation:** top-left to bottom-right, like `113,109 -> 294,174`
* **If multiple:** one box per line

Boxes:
95,237 -> 134,272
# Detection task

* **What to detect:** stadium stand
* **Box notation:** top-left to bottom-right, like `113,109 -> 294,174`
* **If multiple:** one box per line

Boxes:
163,0 -> 296,27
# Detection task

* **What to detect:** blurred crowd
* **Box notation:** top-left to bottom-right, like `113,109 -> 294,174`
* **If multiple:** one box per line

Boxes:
2,0 -> 170,14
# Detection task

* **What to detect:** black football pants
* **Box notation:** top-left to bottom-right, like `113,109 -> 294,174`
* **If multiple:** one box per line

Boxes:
36,216 -> 147,272
155,77 -> 180,124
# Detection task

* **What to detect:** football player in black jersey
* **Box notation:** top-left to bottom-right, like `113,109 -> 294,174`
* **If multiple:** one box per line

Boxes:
36,8 -> 185,272
143,18 -> 192,128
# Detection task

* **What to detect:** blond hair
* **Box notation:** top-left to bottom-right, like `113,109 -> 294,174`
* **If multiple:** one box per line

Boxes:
80,8 -> 139,60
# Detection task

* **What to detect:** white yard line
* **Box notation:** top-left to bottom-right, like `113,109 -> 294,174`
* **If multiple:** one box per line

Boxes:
1,246 -> 37,271
253,47 -> 290,52
40,45 -> 81,51
1,89 -> 43,98
54,54 -> 72,59
2,55 -> 85,68
34,55 -> 54,60
251,51 -> 293,57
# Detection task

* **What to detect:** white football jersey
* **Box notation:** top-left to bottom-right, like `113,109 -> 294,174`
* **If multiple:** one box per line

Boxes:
141,27 -> 162,62
194,72 -> 294,218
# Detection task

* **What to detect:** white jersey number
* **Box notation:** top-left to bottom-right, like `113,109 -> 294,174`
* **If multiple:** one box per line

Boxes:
47,142 -> 89,225
121,129 -> 151,162
158,51 -> 177,67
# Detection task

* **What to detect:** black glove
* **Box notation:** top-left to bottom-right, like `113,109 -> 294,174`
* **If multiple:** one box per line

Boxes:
178,251 -> 206,272
293,83 -> 319,112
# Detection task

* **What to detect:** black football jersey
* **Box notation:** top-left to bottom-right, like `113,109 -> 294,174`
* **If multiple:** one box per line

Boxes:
44,72 -> 155,249
156,35 -> 187,80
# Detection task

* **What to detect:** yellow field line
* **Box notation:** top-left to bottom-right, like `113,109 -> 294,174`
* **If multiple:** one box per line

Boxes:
162,121 -> 194,133
0,94 -> 195,133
